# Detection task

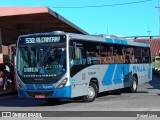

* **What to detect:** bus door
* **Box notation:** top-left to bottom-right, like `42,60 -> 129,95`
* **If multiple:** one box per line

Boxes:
70,42 -> 88,97
73,42 -> 84,65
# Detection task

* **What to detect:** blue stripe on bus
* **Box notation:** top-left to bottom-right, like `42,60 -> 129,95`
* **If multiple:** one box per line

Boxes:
18,88 -> 30,98
123,64 -> 130,82
53,85 -> 71,98
148,64 -> 152,79
18,85 -> 71,98
121,40 -> 128,45
26,84 -> 34,89
114,39 -> 122,44
114,64 -> 123,84
102,64 -> 115,86
105,38 -> 113,43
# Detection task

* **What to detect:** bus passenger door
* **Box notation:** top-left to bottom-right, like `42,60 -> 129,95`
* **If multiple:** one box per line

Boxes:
70,42 -> 88,97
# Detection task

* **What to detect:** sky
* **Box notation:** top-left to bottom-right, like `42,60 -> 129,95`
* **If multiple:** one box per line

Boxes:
0,0 -> 159,37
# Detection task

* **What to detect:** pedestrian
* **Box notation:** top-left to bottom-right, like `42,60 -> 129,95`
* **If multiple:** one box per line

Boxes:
3,64 -> 11,90
0,71 -> 4,90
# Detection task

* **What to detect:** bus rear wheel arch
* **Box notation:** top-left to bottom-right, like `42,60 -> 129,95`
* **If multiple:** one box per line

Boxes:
126,75 -> 138,93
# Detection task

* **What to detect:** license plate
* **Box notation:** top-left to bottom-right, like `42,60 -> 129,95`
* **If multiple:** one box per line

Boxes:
35,94 -> 45,98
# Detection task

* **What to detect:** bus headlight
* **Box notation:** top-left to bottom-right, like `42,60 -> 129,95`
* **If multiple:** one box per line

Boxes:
57,78 -> 68,89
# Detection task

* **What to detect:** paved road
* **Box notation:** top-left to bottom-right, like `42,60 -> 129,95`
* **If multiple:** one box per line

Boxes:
0,76 -> 160,119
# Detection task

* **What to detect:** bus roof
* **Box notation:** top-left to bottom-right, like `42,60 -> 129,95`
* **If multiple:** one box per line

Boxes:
69,33 -> 150,48
18,31 -> 150,48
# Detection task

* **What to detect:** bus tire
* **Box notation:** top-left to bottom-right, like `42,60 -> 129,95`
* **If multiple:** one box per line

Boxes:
45,98 -> 59,103
82,82 -> 97,102
128,76 -> 138,93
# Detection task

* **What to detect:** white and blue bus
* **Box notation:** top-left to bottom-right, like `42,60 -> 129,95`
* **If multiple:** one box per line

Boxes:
16,31 -> 152,102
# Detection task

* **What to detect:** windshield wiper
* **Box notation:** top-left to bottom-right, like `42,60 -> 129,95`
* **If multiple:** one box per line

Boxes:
42,45 -> 53,61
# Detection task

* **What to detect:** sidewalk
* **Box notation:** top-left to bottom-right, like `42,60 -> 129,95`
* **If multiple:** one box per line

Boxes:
0,85 -> 17,97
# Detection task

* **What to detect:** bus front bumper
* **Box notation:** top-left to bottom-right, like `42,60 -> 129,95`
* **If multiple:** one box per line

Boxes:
17,86 -> 71,99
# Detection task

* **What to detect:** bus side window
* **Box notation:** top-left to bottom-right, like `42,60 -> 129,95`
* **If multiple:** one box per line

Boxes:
134,47 -> 142,63
142,48 -> 150,63
70,42 -> 85,66
86,51 -> 92,64
100,44 -> 113,64
113,45 -> 124,63
69,46 -> 75,66
84,42 -> 100,65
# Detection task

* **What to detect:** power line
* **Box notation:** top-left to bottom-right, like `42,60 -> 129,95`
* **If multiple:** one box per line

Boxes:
49,0 -> 152,9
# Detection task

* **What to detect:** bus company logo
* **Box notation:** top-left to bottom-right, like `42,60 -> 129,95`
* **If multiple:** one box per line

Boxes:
133,65 -> 145,73
42,85 -> 53,89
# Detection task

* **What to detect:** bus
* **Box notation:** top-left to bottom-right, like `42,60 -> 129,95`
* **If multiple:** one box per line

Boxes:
16,31 -> 152,102
152,55 -> 160,76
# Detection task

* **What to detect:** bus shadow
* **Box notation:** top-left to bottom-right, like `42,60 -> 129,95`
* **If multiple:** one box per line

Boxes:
97,89 -> 149,98
0,96 -> 84,107
148,75 -> 160,96
148,76 -> 160,90
97,90 -> 122,98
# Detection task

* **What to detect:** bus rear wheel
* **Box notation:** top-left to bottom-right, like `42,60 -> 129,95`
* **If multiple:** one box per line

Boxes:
82,82 -> 97,102
127,76 -> 138,93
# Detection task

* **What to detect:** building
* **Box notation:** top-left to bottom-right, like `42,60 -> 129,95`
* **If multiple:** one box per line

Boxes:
0,7 -> 88,63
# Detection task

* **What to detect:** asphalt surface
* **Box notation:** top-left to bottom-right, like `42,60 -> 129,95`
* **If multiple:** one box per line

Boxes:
0,76 -> 160,120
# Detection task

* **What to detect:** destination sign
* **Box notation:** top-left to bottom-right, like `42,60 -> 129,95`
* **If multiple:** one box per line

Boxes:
25,36 -> 60,44
19,35 -> 66,45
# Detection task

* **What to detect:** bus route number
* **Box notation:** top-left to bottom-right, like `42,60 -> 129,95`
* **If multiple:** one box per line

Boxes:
26,38 -> 35,43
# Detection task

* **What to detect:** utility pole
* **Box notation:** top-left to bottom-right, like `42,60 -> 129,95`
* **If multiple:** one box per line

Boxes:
147,26 -> 151,44
156,0 -> 160,56
155,0 -> 160,36
147,26 -> 151,36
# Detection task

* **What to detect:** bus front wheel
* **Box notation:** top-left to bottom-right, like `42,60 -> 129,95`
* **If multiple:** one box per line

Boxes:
82,82 -> 97,102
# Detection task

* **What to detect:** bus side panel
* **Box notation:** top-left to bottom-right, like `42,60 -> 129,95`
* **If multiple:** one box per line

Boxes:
70,63 -> 152,98
101,64 -> 115,86
71,64 -> 125,97
123,64 -> 132,88
113,64 -> 125,90
131,63 -> 152,85
71,65 -> 102,98
99,64 -> 125,92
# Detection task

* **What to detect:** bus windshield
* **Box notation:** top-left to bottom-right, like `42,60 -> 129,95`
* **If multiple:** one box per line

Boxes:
17,44 -> 66,78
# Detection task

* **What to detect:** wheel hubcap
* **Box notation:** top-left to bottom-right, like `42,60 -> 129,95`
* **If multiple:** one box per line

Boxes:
133,80 -> 137,90
87,86 -> 95,99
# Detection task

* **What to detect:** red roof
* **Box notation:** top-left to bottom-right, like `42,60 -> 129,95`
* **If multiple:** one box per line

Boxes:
134,38 -> 160,56
0,7 -> 48,16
